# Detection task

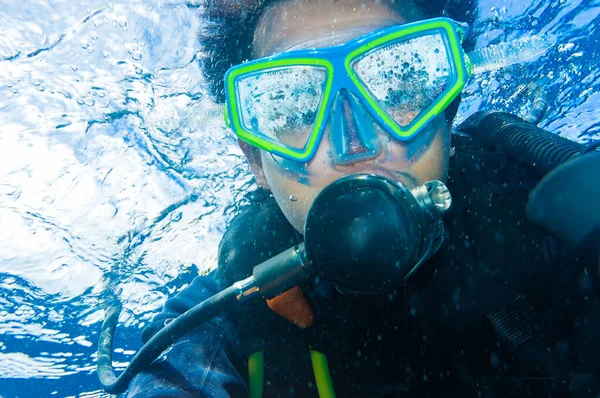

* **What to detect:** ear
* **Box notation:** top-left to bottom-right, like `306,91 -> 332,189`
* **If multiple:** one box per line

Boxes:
238,139 -> 270,189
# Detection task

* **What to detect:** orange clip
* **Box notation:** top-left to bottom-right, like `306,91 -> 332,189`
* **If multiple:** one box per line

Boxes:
266,286 -> 314,328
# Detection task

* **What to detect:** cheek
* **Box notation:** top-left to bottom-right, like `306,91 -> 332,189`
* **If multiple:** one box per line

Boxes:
261,152 -> 320,232
410,124 -> 451,182
376,117 -> 450,183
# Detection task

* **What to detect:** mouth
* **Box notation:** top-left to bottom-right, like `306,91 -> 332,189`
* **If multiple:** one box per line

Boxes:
342,164 -> 419,188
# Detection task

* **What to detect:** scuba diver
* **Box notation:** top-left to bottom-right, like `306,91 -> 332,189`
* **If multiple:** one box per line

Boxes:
97,0 -> 600,396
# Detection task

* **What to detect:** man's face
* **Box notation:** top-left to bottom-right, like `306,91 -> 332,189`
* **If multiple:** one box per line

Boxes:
249,0 -> 452,233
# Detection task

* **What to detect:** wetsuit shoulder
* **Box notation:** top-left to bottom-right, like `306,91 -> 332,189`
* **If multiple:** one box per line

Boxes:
216,189 -> 300,287
126,189 -> 292,398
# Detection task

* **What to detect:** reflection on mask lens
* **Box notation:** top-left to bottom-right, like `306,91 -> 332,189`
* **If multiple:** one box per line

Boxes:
236,67 -> 327,149
353,33 -> 452,127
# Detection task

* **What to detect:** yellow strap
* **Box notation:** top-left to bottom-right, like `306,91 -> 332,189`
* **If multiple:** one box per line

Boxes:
310,350 -> 336,398
248,351 -> 264,398
248,350 -> 336,398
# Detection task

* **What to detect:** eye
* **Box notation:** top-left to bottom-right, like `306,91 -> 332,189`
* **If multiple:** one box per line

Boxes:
352,33 -> 453,127
273,109 -> 317,148
236,66 -> 326,148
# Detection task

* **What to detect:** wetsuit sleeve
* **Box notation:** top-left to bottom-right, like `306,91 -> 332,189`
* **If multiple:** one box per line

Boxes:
126,274 -> 247,398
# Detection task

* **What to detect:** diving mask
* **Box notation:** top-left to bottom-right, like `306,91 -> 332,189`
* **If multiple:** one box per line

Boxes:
224,17 -> 472,163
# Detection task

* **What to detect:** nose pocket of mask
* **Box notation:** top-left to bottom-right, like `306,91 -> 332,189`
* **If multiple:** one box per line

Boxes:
330,90 -> 381,165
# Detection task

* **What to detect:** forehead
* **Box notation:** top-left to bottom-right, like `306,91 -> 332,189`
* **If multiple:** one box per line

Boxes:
253,0 -> 423,58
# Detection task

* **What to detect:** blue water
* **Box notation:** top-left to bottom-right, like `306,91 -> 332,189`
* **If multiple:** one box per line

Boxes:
0,0 -> 598,397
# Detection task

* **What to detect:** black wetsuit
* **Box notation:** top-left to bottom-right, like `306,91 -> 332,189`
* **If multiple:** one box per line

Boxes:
127,134 -> 600,397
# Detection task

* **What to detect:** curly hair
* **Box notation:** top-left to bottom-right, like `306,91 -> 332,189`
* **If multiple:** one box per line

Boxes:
200,0 -> 479,103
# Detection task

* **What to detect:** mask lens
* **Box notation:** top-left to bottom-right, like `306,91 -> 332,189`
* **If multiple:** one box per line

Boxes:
236,66 -> 327,150
353,33 -> 453,128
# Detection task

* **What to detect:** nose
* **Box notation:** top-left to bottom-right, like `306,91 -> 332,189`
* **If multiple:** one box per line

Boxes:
329,89 -> 381,165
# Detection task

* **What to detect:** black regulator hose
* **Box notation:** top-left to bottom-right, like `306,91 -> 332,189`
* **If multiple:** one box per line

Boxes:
457,111 -> 600,249
98,285 -> 239,395
98,244 -> 310,394
457,111 -> 587,175
96,174 -> 451,394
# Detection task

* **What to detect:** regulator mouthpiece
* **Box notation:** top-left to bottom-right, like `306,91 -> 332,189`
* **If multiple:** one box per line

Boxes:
304,174 -> 451,294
